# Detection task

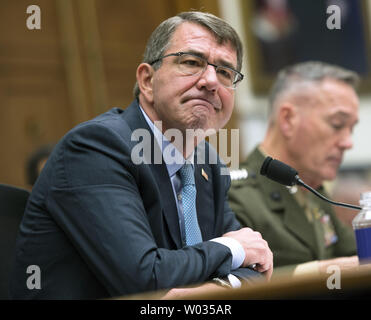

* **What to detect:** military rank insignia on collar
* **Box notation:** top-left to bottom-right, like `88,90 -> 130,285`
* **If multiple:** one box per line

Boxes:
286,185 -> 298,194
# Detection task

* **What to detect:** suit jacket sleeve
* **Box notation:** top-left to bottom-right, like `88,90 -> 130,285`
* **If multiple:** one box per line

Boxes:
47,121 -> 235,296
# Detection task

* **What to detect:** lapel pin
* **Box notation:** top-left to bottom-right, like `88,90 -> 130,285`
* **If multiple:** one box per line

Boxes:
201,168 -> 209,181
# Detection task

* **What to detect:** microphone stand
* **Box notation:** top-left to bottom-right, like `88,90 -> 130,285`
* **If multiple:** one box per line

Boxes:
295,176 -> 362,211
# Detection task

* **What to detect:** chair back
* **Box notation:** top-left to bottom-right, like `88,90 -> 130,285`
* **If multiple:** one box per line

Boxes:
0,184 -> 30,299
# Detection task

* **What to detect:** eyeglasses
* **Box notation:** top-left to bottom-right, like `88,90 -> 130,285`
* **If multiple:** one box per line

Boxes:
149,52 -> 244,89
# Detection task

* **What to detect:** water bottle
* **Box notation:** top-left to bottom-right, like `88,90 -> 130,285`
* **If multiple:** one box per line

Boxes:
352,191 -> 371,264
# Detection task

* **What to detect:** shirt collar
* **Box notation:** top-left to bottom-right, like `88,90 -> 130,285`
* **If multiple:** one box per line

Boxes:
139,105 -> 194,178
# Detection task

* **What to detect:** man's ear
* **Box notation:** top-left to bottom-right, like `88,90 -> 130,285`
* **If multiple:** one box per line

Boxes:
136,63 -> 154,104
278,102 -> 299,138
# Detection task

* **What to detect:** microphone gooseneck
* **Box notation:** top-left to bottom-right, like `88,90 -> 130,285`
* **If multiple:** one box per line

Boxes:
260,156 -> 362,211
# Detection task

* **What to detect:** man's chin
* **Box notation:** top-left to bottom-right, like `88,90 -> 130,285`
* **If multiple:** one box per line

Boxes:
186,116 -> 212,131
322,169 -> 338,182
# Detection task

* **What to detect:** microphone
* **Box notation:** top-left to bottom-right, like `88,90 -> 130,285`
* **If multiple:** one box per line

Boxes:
260,156 -> 361,211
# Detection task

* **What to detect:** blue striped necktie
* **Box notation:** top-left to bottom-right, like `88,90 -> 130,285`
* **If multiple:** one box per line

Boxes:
179,162 -> 202,245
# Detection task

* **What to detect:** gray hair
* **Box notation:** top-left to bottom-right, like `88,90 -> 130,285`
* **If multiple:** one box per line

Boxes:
268,61 -> 360,119
133,11 -> 243,98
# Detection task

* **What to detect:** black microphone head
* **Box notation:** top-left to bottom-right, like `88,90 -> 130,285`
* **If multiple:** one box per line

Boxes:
260,156 -> 299,186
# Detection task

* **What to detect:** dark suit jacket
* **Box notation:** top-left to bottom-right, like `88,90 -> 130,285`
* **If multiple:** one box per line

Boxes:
10,100 -> 255,299
229,147 -> 356,272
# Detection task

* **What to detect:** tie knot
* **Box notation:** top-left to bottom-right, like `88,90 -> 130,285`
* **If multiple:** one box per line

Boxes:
179,163 -> 195,186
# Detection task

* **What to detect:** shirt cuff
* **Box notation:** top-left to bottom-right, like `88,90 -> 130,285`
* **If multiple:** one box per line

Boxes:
293,260 -> 320,277
210,237 -> 245,270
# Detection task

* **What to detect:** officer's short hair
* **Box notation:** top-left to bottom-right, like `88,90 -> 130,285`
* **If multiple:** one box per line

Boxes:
268,61 -> 359,123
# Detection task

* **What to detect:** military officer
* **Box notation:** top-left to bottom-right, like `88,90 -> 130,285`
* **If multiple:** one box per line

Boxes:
229,61 -> 360,275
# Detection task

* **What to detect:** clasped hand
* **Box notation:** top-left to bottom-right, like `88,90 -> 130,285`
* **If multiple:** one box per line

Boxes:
223,227 -> 274,280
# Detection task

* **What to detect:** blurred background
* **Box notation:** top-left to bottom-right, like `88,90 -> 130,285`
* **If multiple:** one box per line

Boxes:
1,0 -> 371,223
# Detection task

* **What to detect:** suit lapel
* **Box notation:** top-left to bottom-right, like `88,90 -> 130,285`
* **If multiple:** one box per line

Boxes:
123,100 -> 182,248
194,142 -> 217,241
280,187 -> 318,253
194,163 -> 215,241
150,162 -> 182,248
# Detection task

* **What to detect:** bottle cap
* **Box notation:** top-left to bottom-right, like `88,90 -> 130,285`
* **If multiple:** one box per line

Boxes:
360,191 -> 371,207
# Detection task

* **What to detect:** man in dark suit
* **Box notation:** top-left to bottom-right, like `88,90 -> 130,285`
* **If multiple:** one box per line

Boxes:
10,11 -> 273,299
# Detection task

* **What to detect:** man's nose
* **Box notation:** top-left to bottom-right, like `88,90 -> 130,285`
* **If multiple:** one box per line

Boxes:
196,65 -> 220,91
338,130 -> 353,150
